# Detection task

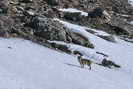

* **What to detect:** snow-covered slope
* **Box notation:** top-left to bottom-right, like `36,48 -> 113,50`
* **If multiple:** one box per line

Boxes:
129,0 -> 133,6
0,9 -> 133,88
0,32 -> 133,89
129,21 -> 133,25
59,8 -> 88,16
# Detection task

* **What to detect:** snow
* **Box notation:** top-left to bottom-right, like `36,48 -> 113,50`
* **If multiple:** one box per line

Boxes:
128,0 -> 133,6
0,20 -> 133,89
0,19 -> 133,89
129,21 -> 133,25
0,37 -> 133,89
54,18 -> 110,37
48,40 -> 105,63
54,18 -> 114,45
54,18 -> 133,63
59,8 -> 88,16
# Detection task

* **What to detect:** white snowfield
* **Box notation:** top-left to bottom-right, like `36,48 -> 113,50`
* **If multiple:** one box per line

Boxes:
54,18 -> 133,66
129,21 -> 133,25
0,31 -> 133,89
0,9 -> 133,88
128,0 -> 133,6
48,40 -> 105,63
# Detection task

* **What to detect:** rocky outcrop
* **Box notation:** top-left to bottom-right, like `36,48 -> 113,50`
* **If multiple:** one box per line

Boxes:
99,0 -> 133,15
56,0 -> 133,37
0,0 -> 133,54
50,42 -> 71,53
19,0 -> 33,3
63,12 -> 82,21
27,16 -> 70,42
0,0 -> 9,14
110,15 -> 133,35
97,35 -> 116,42
100,58 -> 121,69
69,32 -> 94,48
45,0 -> 59,6
0,16 -> 14,37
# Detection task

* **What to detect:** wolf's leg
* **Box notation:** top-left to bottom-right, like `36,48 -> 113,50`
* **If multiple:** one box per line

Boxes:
88,64 -> 91,70
87,63 -> 91,70
89,65 -> 91,70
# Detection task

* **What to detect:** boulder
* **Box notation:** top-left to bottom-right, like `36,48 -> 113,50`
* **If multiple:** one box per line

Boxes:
28,16 -> 70,42
88,7 -> 104,18
0,16 -> 14,37
0,0 -> 9,14
70,32 -> 94,48
63,12 -> 82,21
97,35 -> 116,42
110,16 -> 133,35
101,58 -> 121,69
19,0 -> 33,3
50,42 -> 71,53
45,0 -> 59,5
73,50 -> 83,56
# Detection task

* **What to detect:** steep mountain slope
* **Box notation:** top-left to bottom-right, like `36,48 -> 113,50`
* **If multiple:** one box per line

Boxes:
0,0 -> 133,89
0,31 -> 133,89
129,0 -> 133,6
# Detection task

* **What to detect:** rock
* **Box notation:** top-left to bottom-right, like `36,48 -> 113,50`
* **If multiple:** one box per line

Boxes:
98,35 -> 116,42
19,0 -> 33,3
70,32 -> 94,48
119,35 -> 133,43
45,0 -> 59,6
73,50 -> 83,56
88,7 -> 104,18
87,7 -> 111,24
101,58 -> 121,69
50,42 -> 71,53
0,16 -> 14,37
28,16 -> 70,42
0,30 -> 9,37
0,0 -> 132,54
96,51 -> 108,57
24,10 -> 35,16
99,0 -> 131,14
110,17 -> 133,35
63,12 -> 82,21
0,0 -> 9,14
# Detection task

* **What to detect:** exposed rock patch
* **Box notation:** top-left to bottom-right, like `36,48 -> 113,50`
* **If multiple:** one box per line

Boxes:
0,0 -> 133,53
27,16 -> 70,42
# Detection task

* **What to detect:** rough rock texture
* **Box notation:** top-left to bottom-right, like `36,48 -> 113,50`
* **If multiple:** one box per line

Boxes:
0,15 -> 14,37
0,0 -> 133,52
45,0 -> 59,6
28,16 -> 70,42
98,35 -> 116,43
63,12 -> 82,21
69,32 -> 94,48
99,0 -> 133,15
110,15 -> 133,35
55,0 -> 133,36
0,0 -> 9,14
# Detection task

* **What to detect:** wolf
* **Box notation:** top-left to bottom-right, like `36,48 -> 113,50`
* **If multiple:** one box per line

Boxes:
78,56 -> 92,70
